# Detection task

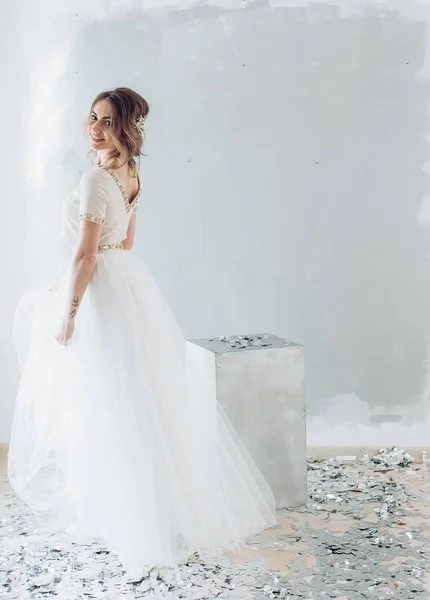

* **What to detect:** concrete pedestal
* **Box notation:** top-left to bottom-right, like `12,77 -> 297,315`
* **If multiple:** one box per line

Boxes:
187,333 -> 307,509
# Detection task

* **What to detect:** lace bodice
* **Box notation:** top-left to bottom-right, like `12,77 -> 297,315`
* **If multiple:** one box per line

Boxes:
61,165 -> 141,250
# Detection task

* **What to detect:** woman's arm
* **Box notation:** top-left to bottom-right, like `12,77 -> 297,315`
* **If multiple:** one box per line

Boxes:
55,221 -> 102,346
122,212 -> 137,250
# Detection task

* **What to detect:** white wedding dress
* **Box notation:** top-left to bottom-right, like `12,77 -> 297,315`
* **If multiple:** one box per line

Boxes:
7,165 -> 276,573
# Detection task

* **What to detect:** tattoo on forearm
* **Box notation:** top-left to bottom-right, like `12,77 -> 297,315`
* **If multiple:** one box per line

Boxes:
69,296 -> 80,319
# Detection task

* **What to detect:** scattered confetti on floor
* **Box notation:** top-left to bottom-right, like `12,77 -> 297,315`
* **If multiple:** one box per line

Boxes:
1,448 -> 430,599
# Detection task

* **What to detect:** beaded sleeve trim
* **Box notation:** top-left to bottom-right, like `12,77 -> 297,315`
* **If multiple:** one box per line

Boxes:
79,213 -> 107,225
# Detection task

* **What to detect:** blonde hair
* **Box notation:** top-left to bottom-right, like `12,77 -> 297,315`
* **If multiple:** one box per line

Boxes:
86,87 -> 150,177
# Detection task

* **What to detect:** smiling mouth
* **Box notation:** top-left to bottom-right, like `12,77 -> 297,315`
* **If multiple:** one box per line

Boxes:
91,134 -> 104,142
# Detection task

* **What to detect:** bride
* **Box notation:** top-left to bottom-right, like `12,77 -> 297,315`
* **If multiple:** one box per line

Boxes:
7,86 -> 276,574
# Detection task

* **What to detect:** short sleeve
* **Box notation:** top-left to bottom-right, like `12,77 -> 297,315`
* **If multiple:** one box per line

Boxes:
78,168 -> 110,225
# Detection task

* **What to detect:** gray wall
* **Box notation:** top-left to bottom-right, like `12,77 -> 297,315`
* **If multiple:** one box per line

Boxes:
2,0 -> 430,446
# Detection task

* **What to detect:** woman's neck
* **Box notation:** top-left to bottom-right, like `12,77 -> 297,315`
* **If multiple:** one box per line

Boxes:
96,151 -> 130,173
96,150 -> 113,167
97,152 -> 131,179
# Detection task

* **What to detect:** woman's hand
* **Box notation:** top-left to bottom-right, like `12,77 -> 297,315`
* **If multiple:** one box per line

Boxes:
56,318 -> 75,347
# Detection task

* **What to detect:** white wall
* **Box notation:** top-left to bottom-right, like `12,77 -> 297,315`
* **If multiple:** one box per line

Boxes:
2,0 -> 430,446
0,4 -> 31,443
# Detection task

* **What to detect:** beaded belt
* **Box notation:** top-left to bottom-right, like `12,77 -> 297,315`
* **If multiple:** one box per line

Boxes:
98,242 -> 124,253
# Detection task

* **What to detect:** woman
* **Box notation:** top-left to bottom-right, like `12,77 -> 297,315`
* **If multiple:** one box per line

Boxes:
8,87 -> 276,574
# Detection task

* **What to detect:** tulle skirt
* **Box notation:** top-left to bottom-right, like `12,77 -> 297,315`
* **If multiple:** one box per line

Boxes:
7,249 -> 276,573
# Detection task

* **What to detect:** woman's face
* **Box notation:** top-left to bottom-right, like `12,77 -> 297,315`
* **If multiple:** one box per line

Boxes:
87,99 -> 116,152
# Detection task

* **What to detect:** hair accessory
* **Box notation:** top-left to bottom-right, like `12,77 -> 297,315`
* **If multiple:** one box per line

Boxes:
135,114 -> 146,133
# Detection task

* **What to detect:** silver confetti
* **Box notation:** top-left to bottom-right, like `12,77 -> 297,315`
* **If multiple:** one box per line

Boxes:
1,448 -> 430,599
